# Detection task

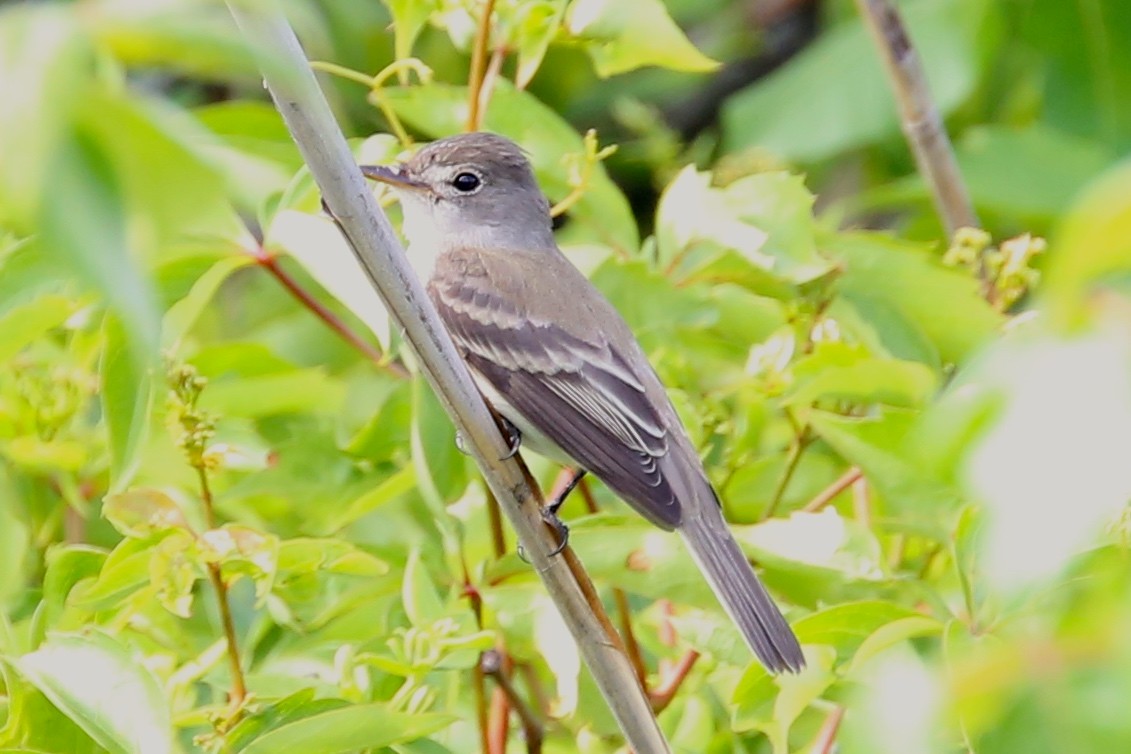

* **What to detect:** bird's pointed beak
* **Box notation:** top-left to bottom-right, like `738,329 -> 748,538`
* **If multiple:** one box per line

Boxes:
360,164 -> 427,191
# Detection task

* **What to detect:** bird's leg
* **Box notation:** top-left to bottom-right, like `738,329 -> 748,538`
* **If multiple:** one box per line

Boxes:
541,468 -> 586,556
547,468 -> 586,517
517,468 -> 586,561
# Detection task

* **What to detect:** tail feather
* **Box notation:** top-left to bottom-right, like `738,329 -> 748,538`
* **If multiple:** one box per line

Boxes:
678,508 -> 805,674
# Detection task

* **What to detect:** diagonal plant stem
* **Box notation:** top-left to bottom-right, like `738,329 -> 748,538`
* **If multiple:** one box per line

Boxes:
853,0 -> 979,240
245,240 -> 409,379
225,5 -> 669,751
466,0 -> 499,132
803,466 -> 864,513
196,467 -> 248,712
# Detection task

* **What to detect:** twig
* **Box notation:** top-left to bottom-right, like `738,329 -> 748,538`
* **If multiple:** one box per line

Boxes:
851,471 -> 871,527
482,650 -> 543,754
853,0 -> 979,240
196,467 -> 248,709
473,664 -> 492,754
225,6 -> 668,751
810,705 -> 845,754
478,43 -> 507,119
614,588 -> 649,687
246,242 -> 409,379
649,650 -> 700,713
466,0 -> 498,132
763,426 -> 811,520
485,487 -> 508,558
803,466 -> 863,513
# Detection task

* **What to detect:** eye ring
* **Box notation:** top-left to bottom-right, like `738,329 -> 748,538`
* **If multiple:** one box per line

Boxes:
451,171 -> 482,193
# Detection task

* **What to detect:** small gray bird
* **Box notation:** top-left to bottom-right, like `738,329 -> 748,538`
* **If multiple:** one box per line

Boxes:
362,132 -> 804,674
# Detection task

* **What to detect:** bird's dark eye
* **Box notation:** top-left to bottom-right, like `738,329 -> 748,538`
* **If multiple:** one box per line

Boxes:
451,172 -> 481,192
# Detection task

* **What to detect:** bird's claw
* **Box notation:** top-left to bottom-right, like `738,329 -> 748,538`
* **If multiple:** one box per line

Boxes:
499,417 -> 521,460
516,505 -> 570,563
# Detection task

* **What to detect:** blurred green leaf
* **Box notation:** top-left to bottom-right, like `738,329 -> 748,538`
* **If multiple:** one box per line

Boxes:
792,600 -> 924,656
514,0 -> 568,88
826,232 -> 1002,365
102,488 -> 191,539
267,209 -> 391,351
236,703 -> 455,754
200,368 -> 347,417
162,253 -> 253,348
956,125 -> 1114,225
0,5 -> 89,230
99,316 -> 156,493
658,168 -> 823,279
723,0 -> 998,161
1045,157 -> 1131,321
0,295 -> 79,364
565,0 -> 719,76
786,342 -> 939,409
809,409 -> 963,526
410,379 -> 467,507
849,615 -> 942,672
313,465 -> 417,534
402,549 -> 445,627
16,632 -> 175,754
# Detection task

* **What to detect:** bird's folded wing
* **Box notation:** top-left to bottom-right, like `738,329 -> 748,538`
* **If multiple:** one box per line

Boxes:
429,260 -> 682,528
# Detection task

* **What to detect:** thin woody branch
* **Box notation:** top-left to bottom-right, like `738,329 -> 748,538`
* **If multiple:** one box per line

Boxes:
224,5 -> 668,752
854,0 -> 979,239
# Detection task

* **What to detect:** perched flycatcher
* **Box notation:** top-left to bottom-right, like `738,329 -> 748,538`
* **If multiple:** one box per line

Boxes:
363,132 -> 804,674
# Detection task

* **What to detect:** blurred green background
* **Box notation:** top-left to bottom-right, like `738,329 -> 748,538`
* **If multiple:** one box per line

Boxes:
1,0 -> 1130,752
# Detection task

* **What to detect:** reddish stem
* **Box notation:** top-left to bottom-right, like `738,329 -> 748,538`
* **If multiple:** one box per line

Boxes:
803,467 -> 864,513
251,247 -> 409,379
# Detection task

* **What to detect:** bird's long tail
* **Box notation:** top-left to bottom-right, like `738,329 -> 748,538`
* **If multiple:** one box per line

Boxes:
678,504 -> 805,673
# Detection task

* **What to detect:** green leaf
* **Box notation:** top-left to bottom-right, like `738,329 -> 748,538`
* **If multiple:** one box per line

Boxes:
825,232 -> 1002,365
383,81 -> 638,251
149,531 -> 199,618
102,488 -> 191,539
267,209 -> 391,351
786,342 -> 939,409
848,615 -> 943,672
791,600 -> 925,657
0,295 -> 79,363
91,1 -> 259,81
199,368 -> 347,417
1045,157 -> 1131,321
955,124 -> 1114,225
162,253 -> 253,348
410,379 -> 467,508
72,537 -> 159,610
654,167 -> 833,285
808,409 -> 964,528
15,632 -> 175,754
235,704 -> 455,754
731,645 -> 836,744
565,0 -> 719,76
722,0 -> 997,161
99,315 -> 156,493
402,549 -> 445,627
0,4 -> 90,230
379,0 -> 437,61
0,477 -> 29,609
40,545 -> 106,630
40,130 -> 160,360
313,465 -> 417,534
513,0 -> 569,88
